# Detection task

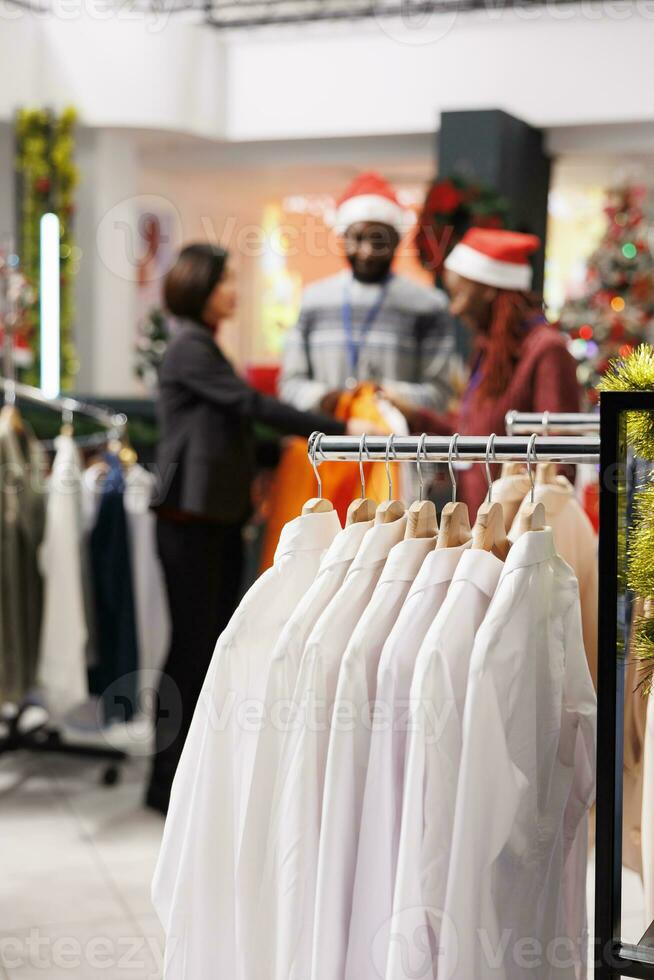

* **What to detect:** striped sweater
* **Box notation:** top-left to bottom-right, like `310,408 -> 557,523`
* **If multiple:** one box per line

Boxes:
280,270 -> 457,412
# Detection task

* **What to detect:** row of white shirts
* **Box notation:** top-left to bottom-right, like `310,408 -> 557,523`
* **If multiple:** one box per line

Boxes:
153,479 -> 597,980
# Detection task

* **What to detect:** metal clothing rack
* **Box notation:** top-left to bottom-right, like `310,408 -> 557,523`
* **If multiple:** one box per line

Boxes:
312,433 -> 601,464
314,410 -> 654,979
0,377 -> 128,435
0,377 -> 129,786
505,410 -> 600,435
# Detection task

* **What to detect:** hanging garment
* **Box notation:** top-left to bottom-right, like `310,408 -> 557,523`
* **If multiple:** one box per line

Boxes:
0,414 -> 46,705
124,464 -> 170,706
345,541 -> 470,980
152,509 -> 340,980
491,471 -> 531,531
259,384 -> 407,571
88,454 -> 140,725
622,598 -> 649,876
237,517 -> 374,977
311,534 -> 436,980
439,529 -> 596,980
37,434 -> 88,716
642,678 -> 654,926
258,516 -> 407,980
510,476 -> 598,687
387,547 -> 504,980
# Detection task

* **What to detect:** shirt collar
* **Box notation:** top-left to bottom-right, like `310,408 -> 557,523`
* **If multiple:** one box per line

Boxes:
491,473 -> 531,504
508,478 -> 576,542
275,509 -> 342,562
319,519 -> 374,570
379,535 -> 436,585
503,526 -> 557,573
408,540 -> 471,595
348,515 -> 408,572
451,548 -> 504,599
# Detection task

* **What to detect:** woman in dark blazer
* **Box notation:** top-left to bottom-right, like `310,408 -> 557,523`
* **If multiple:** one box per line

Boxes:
147,243 -> 359,814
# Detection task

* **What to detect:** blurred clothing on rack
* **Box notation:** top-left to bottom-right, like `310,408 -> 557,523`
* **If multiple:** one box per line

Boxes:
88,453 -> 139,725
0,410 -> 46,705
37,433 -> 88,716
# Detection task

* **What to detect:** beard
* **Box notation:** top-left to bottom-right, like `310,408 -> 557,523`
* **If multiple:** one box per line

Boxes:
346,252 -> 395,284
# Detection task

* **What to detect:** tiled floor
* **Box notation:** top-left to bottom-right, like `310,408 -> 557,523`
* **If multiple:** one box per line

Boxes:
0,752 -> 165,980
1,748 -> 650,980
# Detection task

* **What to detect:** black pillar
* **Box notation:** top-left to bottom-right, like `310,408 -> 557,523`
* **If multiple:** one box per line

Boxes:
438,109 -> 551,293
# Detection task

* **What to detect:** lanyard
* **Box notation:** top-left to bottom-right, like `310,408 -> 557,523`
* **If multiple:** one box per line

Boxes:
342,275 -> 392,379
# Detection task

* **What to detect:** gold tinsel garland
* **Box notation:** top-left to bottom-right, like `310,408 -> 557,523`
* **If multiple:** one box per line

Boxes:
598,343 -> 654,460
598,344 -> 654,685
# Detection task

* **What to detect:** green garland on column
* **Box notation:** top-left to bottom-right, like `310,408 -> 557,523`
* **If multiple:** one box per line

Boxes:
599,344 -> 654,691
15,106 -> 80,390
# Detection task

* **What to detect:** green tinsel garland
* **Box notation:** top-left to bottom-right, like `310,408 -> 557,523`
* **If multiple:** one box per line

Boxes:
598,344 -> 654,684
598,344 -> 654,459
628,483 -> 654,598
633,615 -> 654,695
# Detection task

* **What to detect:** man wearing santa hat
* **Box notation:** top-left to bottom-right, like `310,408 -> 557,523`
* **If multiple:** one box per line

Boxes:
395,226 -> 581,512
280,172 -> 456,414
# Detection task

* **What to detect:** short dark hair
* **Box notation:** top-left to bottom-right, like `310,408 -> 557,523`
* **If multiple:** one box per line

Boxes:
164,244 -> 229,322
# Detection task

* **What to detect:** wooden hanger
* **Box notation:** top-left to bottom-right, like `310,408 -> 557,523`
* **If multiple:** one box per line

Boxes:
0,403 -> 24,434
303,432 -> 335,516
375,434 -> 406,525
405,433 -> 437,540
471,434 -> 511,560
437,432 -> 471,549
513,434 -> 546,536
501,461 -> 526,478
346,434 -> 377,525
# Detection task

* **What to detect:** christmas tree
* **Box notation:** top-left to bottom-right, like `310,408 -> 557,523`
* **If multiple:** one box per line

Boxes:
135,307 -> 170,390
560,185 -> 654,404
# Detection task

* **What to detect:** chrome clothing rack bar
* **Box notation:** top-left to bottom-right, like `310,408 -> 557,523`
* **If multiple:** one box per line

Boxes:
505,410 -> 599,435
0,377 -> 128,433
311,434 -> 600,465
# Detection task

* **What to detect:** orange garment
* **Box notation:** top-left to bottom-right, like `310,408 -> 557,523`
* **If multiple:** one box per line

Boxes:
259,386 -> 400,572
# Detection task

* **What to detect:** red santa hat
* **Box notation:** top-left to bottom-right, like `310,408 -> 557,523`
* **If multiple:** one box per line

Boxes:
333,171 -> 414,235
444,228 -> 541,291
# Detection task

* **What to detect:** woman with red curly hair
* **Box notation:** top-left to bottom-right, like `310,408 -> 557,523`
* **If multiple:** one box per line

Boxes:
394,228 -> 580,513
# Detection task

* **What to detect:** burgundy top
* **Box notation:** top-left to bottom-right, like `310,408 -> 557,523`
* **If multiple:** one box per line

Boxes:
413,321 -> 581,514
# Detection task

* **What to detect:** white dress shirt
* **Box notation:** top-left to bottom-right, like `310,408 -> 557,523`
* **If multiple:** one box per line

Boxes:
312,535 -> 436,980
510,476 -> 598,687
152,509 -> 341,980
345,541 -> 470,980
260,516 -> 407,980
440,529 -> 597,980
387,548 -> 504,980
237,517 -> 373,976
37,434 -> 89,716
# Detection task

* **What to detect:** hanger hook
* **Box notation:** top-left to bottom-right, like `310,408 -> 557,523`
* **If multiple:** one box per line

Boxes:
542,410 -> 550,436
385,434 -> 396,501
416,433 -> 428,502
485,433 -> 497,504
308,431 -> 324,499
358,434 -> 369,499
448,432 -> 460,504
527,433 -> 538,504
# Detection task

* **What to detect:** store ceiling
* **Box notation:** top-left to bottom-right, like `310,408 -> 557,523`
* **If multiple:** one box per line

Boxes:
10,0 -> 580,28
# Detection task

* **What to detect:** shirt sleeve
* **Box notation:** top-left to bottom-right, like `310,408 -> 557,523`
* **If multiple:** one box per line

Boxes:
280,306 -> 332,411
382,309 -> 457,411
179,333 -> 344,436
440,670 -> 529,980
